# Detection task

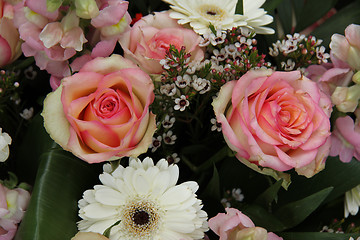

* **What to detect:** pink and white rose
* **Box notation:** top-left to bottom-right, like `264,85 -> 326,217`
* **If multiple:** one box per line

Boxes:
213,69 -> 332,177
209,208 -> 283,240
119,11 -> 204,74
42,54 -> 157,163
0,0 -> 22,67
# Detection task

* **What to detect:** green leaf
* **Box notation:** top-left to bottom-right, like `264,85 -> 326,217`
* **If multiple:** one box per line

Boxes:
235,0 -> 243,15
274,187 -> 333,230
202,164 -> 221,201
280,157 -> 360,205
254,179 -> 283,207
262,0 -> 285,12
279,232 -> 360,240
242,204 -> 287,232
14,114 -> 55,185
46,0 -> 63,12
294,0 -> 338,32
311,1 -> 360,47
276,0 -> 294,35
103,220 -> 121,238
15,150 -> 102,240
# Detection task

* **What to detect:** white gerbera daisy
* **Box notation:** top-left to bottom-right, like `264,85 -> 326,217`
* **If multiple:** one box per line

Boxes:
162,0 -> 274,35
345,184 -> 360,218
77,157 -> 208,240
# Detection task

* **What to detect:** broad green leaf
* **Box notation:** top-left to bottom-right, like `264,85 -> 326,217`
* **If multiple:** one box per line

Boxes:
14,114 -> 55,185
311,1 -> 360,47
279,232 -> 360,240
262,0 -> 285,12
235,0 -> 243,15
274,187 -> 333,230
242,204 -> 287,232
202,165 -> 221,201
254,179 -> 283,207
276,0 -> 294,35
47,0 -> 63,12
279,157 -> 360,205
15,150 -> 102,240
294,0 -> 338,32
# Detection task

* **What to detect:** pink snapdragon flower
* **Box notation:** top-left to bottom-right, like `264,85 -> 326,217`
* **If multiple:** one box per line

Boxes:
330,108 -> 360,163
330,24 -> 360,71
0,183 -> 31,240
0,0 -> 22,67
209,208 -> 283,240
13,0 -> 131,88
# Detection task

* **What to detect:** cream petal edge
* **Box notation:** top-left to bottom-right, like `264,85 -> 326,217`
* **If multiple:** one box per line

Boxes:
41,85 -> 71,149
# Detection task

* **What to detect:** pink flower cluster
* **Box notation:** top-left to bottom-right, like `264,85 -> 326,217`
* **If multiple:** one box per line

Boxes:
0,183 -> 30,240
306,24 -> 360,163
12,0 -> 131,89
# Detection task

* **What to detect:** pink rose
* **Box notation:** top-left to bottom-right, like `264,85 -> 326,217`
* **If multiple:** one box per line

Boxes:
213,69 -> 332,177
209,208 -> 283,240
119,11 -> 204,74
42,54 -> 157,163
0,0 -> 22,67
0,183 -> 31,240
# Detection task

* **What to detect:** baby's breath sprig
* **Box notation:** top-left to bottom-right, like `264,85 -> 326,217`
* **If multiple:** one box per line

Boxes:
0,70 -> 21,112
269,33 -> 330,71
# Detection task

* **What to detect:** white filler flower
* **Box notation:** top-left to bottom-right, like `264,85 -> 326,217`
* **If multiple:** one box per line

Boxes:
78,157 -> 208,240
162,0 -> 274,35
0,129 -> 11,162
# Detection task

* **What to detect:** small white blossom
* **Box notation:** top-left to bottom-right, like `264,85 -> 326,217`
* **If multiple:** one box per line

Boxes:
221,198 -> 231,208
175,74 -> 191,88
0,129 -> 11,162
162,130 -> 177,145
162,115 -> 175,129
280,39 -> 298,54
235,37 -> 253,50
199,80 -> 211,94
166,153 -> 180,164
232,188 -> 244,202
174,95 -> 189,111
224,44 -> 238,59
281,59 -> 296,71
210,118 -> 222,132
149,136 -> 162,152
320,226 -> 334,233
316,46 -> 330,63
286,33 -> 305,42
160,83 -> 177,96
20,107 -> 34,120
212,48 -> 227,62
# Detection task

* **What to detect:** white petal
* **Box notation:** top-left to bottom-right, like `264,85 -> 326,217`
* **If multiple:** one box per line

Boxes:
94,187 -> 126,206
82,203 -> 118,219
160,185 -> 192,206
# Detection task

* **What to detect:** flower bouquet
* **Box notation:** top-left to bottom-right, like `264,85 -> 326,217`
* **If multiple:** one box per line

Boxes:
1,0 -> 360,239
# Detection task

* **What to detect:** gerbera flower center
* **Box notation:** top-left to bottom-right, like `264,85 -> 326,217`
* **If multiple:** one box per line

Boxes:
198,4 -> 226,21
122,200 -> 162,239
133,210 -> 150,225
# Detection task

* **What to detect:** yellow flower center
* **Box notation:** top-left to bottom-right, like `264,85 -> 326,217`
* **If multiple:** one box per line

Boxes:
198,4 -> 226,21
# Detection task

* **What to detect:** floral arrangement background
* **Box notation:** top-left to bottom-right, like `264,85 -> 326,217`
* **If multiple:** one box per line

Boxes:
1,0 -> 360,239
